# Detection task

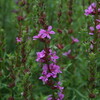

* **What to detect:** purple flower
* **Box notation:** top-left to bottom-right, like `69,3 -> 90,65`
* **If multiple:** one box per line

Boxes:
42,64 -> 48,75
96,19 -> 100,23
36,50 -> 46,62
91,2 -> 96,8
96,24 -> 100,30
39,63 -> 62,83
63,50 -> 71,56
39,73 -> 51,83
47,95 -> 53,100
33,26 -> 55,40
54,82 -> 64,91
71,37 -> 79,43
49,49 -> 59,63
84,6 -> 93,16
90,44 -> 94,49
89,26 -> 94,31
16,37 -> 22,43
57,92 -> 64,100
39,64 -> 52,83
89,32 -> 94,35
84,3 -> 96,16
49,63 -> 62,78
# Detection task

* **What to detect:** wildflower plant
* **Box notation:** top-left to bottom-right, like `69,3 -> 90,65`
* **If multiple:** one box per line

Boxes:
0,0 -> 100,100
33,26 -> 64,100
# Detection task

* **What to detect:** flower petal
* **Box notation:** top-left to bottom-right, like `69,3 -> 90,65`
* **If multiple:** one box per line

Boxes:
48,26 -> 52,31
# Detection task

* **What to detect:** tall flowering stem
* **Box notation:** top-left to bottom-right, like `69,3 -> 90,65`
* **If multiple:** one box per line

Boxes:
67,0 -> 73,34
38,0 -> 47,29
33,26 -> 64,100
15,0 -> 32,99
85,1 -> 100,98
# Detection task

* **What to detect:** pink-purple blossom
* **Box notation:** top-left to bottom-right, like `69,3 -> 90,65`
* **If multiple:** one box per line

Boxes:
39,64 -> 62,83
84,3 -> 96,16
96,24 -> 100,30
96,19 -> 100,22
47,82 -> 64,100
57,92 -> 64,100
36,50 -> 46,62
89,26 -> 94,31
49,50 -> 59,63
89,32 -> 94,35
54,82 -> 64,91
71,37 -> 79,43
36,49 -> 59,63
47,95 -> 53,100
89,26 -> 94,35
63,50 -> 71,56
49,63 -> 62,78
16,37 -> 22,43
33,26 -> 55,40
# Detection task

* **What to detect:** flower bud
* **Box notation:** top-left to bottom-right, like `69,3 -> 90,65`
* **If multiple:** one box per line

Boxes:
57,29 -> 62,34
89,93 -> 96,98
8,82 -> 15,88
68,29 -> 73,34
17,16 -> 24,21
56,44 -> 64,49
8,97 -> 14,100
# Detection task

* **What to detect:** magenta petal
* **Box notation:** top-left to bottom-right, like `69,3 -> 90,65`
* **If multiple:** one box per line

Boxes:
63,50 -> 71,56
71,37 -> 79,43
49,31 -> 55,34
33,35 -> 38,40
47,35 -> 51,39
89,32 -> 94,35
48,26 -> 52,31
89,27 -> 94,31
96,19 -> 100,22
39,76 -> 43,79
96,24 -> 100,30
39,29 -> 46,34
41,34 -> 47,38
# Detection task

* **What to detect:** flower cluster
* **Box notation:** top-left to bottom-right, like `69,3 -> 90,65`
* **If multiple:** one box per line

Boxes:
85,2 -> 99,98
33,26 -> 55,40
84,3 -> 97,16
39,63 -> 62,82
47,82 -> 64,100
37,49 -> 61,83
36,48 -> 64,100
89,23 -> 100,35
85,3 -> 100,50
33,26 -> 64,100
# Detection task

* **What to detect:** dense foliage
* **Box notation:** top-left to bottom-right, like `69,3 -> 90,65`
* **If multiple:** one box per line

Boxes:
0,0 -> 100,100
